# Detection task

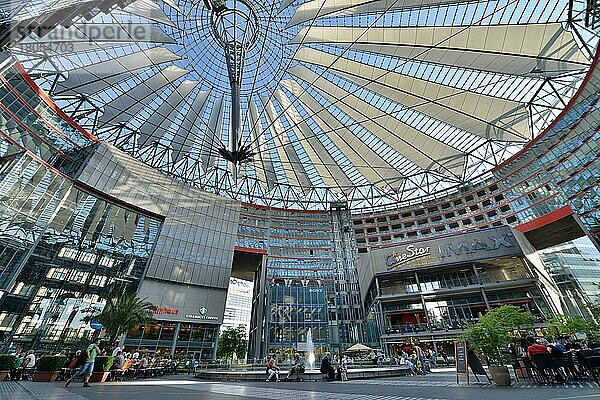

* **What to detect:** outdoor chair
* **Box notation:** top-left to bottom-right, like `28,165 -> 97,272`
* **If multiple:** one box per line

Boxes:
531,353 -> 556,384
577,350 -> 600,386
552,354 -> 571,382
512,359 -> 534,382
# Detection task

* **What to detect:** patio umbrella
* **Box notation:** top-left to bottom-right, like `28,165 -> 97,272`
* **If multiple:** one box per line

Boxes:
345,343 -> 374,353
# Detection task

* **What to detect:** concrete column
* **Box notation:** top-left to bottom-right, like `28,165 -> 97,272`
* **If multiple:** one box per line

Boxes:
170,322 -> 180,357
414,272 -> 430,331
473,264 -> 491,310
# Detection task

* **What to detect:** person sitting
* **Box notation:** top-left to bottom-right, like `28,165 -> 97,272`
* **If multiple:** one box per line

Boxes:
320,352 -> 335,381
10,353 -> 23,381
286,353 -> 305,381
339,355 -> 348,382
266,358 -> 280,382
564,337 -> 581,351
527,338 -> 550,357
553,337 -> 567,353
403,354 -> 416,375
113,351 -> 125,369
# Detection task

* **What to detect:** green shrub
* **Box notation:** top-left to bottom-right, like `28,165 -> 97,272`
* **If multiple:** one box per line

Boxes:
0,354 -> 15,370
464,305 -> 534,365
93,356 -> 114,372
36,355 -> 67,371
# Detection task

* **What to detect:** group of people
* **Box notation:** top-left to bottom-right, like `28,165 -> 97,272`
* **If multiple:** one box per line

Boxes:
264,352 -> 349,382
266,353 -> 310,382
7,350 -> 37,381
319,352 -> 348,381
6,338 -> 184,386
394,345 -> 446,375
525,336 -> 582,357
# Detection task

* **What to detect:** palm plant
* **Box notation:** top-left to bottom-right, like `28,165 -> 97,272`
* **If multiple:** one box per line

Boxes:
86,292 -> 156,342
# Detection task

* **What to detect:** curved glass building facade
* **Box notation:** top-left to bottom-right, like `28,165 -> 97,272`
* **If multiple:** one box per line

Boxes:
0,0 -> 599,360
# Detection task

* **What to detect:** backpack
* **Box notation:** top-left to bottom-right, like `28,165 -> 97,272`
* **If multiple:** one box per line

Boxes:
76,349 -> 88,365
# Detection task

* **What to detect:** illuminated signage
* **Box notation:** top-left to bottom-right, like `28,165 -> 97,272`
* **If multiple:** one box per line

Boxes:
185,314 -> 218,321
153,306 -> 179,315
385,230 -> 517,271
386,245 -> 432,270
185,306 -> 218,321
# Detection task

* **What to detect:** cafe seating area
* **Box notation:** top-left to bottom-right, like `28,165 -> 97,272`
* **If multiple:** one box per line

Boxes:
512,349 -> 600,386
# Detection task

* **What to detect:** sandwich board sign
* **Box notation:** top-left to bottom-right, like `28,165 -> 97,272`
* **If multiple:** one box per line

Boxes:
455,340 -> 469,384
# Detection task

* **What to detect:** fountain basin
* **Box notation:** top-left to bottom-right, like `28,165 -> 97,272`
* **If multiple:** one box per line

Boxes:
195,365 -> 411,382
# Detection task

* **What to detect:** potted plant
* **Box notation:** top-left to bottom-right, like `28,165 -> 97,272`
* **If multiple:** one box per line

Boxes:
34,355 -> 67,382
0,354 -> 15,381
465,305 -> 533,386
90,356 -> 114,383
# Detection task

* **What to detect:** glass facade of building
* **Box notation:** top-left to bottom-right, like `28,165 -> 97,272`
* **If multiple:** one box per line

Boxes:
240,204 -> 364,360
124,322 -> 218,360
359,228 -> 554,354
0,65 -> 161,351
222,277 -> 253,336
538,236 -> 600,316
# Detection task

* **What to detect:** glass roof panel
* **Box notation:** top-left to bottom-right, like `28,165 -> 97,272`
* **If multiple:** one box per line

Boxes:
6,0 -> 599,209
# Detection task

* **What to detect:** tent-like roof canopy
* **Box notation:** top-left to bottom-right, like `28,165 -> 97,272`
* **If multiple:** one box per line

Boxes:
345,343 -> 374,353
4,0 -> 598,210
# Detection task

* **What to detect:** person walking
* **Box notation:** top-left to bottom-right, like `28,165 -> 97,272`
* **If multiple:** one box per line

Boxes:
22,350 -> 36,380
429,348 -> 437,368
414,345 -> 427,375
65,338 -> 101,387
440,350 -> 449,366
10,352 -> 24,381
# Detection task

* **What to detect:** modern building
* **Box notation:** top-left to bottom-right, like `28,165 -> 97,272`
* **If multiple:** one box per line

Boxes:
0,0 -> 599,360
538,237 -> 600,317
222,277 -> 252,335
358,226 -> 557,354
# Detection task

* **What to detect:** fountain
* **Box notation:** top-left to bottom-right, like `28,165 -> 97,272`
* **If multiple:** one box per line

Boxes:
306,328 -> 315,370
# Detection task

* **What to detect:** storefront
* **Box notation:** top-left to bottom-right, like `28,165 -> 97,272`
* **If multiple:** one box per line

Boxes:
122,279 -> 226,359
358,226 -> 555,354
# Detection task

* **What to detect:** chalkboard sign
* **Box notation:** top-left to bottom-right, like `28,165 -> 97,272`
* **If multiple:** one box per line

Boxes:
467,349 -> 486,375
455,340 -> 467,375
466,349 -> 491,382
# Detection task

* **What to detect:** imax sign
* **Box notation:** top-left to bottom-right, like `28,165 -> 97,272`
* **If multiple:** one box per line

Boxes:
439,231 -> 515,258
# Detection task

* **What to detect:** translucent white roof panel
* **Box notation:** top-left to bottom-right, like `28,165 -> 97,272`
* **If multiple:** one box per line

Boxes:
11,0 -> 598,209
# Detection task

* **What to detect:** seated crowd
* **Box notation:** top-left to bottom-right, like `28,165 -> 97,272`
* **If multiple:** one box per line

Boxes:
5,342 -> 203,383
513,335 -> 600,384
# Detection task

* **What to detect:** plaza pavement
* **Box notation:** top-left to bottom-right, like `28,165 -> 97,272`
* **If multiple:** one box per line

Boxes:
2,368 -> 599,400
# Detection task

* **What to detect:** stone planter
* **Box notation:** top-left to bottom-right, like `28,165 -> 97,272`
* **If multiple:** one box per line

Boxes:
89,371 -> 110,383
489,365 -> 511,386
34,371 -> 59,382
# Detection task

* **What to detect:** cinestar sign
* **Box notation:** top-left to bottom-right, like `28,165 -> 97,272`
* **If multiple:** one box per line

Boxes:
385,230 -> 517,271
386,245 -> 432,269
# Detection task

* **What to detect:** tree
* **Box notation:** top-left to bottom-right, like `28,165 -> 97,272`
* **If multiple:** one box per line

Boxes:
86,292 -> 156,342
588,296 -> 600,324
547,314 -> 599,341
217,325 -> 248,363
464,305 -> 534,365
